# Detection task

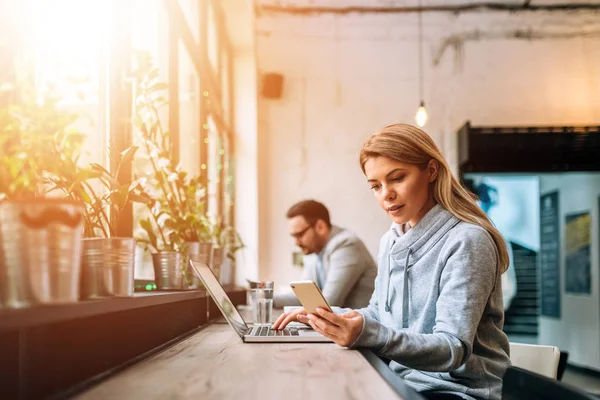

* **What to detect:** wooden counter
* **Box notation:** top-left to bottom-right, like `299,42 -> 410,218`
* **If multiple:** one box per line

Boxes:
76,322 -> 423,400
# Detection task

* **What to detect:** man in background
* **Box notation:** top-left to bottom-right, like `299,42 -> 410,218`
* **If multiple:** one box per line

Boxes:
274,199 -> 377,309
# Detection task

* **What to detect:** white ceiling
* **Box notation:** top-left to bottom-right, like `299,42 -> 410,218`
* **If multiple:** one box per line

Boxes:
222,0 -> 600,49
256,0 -> 600,7
221,0 -> 255,49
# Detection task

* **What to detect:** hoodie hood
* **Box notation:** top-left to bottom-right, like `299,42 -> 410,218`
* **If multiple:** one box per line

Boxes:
382,204 -> 460,327
387,204 -> 460,263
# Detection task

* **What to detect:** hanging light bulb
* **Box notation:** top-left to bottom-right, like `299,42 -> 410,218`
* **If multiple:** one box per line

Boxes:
414,0 -> 428,128
415,101 -> 428,127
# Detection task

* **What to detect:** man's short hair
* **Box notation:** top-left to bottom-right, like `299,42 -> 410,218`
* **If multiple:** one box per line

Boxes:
286,200 -> 332,228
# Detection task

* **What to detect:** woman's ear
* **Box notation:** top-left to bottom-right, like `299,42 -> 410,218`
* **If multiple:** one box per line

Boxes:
427,159 -> 439,183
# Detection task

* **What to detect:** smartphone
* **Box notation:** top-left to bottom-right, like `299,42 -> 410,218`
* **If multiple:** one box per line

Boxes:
290,280 -> 333,314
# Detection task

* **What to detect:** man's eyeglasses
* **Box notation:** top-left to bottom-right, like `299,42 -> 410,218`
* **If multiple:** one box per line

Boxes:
290,223 -> 315,239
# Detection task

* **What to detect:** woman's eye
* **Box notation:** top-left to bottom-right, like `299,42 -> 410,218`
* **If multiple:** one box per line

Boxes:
392,176 -> 405,182
370,185 -> 380,191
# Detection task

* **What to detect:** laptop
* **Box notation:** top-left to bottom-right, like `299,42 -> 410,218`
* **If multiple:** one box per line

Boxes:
190,260 -> 333,343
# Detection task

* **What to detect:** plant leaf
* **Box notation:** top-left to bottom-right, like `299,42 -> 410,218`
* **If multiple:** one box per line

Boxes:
129,193 -> 152,205
149,82 -> 168,92
120,146 -> 139,165
90,163 -> 111,176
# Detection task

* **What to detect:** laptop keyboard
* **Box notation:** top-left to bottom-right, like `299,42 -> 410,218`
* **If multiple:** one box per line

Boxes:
255,326 -> 299,336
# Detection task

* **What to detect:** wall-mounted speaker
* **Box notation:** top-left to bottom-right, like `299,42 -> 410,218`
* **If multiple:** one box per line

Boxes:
261,72 -> 284,99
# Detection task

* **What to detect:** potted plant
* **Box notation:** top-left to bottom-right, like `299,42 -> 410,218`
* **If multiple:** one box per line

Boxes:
208,216 -> 244,284
134,125 -> 209,289
132,51 -> 243,289
0,81 -> 85,308
48,144 -> 151,299
132,51 -> 207,290
169,173 -> 212,289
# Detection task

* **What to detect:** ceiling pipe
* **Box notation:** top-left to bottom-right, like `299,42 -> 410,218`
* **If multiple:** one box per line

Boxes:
257,2 -> 600,15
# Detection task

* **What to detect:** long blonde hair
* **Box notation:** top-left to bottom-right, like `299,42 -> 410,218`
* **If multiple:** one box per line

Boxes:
359,123 -> 509,274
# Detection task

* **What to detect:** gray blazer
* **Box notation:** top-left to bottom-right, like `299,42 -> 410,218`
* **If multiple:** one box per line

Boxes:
274,226 -> 377,309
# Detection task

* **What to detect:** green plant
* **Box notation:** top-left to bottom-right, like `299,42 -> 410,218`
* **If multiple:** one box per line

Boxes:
0,76 -> 114,238
0,80 -> 84,200
45,145 -> 104,237
131,51 -> 244,266
85,147 -> 153,237
209,216 -> 245,261
132,51 -> 210,252
44,128 -> 152,238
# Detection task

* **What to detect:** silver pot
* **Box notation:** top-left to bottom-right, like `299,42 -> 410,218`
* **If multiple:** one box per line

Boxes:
183,242 -> 213,289
220,258 -> 234,285
187,242 -> 213,264
211,247 -> 225,282
80,237 -> 136,299
0,199 -> 84,308
80,237 -> 109,299
106,237 -> 136,297
152,252 -> 183,290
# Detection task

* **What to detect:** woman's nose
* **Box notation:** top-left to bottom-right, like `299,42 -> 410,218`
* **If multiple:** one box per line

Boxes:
381,185 -> 396,201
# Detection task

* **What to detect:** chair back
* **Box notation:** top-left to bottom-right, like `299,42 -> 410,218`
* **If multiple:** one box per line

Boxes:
509,342 -> 560,379
502,366 -> 596,400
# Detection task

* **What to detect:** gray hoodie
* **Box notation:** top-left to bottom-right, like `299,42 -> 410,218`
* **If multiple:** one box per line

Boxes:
350,205 -> 510,400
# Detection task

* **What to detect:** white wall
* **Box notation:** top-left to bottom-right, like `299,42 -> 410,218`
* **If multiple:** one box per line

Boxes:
539,173 -> 600,370
222,0 -> 261,285
233,49 -> 261,284
255,9 -> 600,292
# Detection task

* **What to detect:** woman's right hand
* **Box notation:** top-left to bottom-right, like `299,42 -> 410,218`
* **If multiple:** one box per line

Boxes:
271,307 -> 308,330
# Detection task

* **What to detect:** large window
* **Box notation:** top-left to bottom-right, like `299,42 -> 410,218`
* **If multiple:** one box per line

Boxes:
3,0 -> 236,279
129,0 -> 235,277
27,0 -> 111,168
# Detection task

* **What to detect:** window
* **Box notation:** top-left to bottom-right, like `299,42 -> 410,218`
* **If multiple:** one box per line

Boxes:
28,0 -> 111,168
129,0 -> 236,277
2,0 -> 237,279
207,3 -> 219,75
178,43 -> 201,177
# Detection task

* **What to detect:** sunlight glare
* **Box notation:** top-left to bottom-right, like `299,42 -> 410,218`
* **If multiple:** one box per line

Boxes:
28,0 -> 111,102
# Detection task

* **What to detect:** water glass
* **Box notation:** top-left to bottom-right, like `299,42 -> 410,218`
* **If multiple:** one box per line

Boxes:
251,288 -> 273,325
246,280 -> 274,307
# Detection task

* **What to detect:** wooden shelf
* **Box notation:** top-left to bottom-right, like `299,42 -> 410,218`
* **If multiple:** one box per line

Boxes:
0,290 -> 208,334
0,286 -> 246,400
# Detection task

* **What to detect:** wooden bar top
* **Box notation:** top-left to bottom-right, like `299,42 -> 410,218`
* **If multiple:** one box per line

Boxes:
76,322 -> 405,400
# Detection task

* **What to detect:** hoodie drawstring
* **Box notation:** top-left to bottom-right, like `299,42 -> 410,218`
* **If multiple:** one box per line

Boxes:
401,248 -> 412,328
385,245 -> 412,328
385,240 -> 395,312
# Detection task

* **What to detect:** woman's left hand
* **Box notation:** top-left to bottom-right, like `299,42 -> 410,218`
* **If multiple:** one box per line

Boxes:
300,308 -> 364,347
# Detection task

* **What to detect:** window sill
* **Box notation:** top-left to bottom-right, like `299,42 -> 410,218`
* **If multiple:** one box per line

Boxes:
0,286 -> 247,399
0,290 -> 210,334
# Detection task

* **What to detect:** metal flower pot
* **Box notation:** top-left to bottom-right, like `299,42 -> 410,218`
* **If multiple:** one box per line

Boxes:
188,242 -> 213,265
80,238 -> 110,299
0,199 -> 84,308
106,237 -> 136,297
220,258 -> 234,285
211,247 -> 225,283
183,242 -> 210,289
152,252 -> 183,290
183,242 -> 213,289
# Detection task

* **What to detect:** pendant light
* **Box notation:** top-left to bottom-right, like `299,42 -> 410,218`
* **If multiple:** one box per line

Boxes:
415,0 -> 428,128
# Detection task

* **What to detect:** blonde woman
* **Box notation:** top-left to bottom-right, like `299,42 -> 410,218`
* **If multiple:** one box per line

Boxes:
272,124 -> 511,400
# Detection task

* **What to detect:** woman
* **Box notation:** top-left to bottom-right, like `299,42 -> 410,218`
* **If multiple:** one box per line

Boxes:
272,124 -> 511,400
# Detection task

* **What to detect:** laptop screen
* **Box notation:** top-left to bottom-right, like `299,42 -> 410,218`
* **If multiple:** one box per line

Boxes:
189,261 -> 249,338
